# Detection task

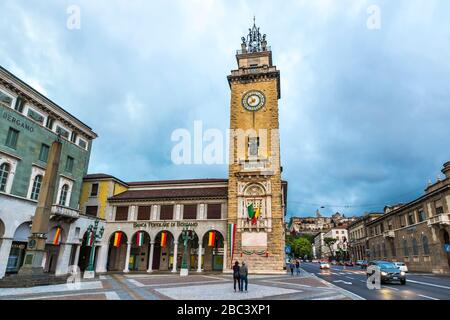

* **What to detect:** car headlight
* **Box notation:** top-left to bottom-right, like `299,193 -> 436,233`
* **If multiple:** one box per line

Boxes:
400,271 -> 405,276
381,271 -> 388,276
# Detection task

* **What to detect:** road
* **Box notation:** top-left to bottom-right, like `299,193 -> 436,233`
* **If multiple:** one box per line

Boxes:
300,262 -> 450,300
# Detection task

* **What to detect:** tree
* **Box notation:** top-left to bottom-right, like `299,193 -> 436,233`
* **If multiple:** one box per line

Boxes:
292,237 -> 313,259
324,237 -> 337,260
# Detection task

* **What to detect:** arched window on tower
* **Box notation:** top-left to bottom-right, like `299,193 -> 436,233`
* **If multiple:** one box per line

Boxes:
0,163 -> 10,192
31,175 -> 43,200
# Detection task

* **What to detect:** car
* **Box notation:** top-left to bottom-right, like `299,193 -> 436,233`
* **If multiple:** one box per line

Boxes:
355,260 -> 364,266
312,259 -> 319,263
360,261 -> 369,269
320,262 -> 330,269
344,261 -> 354,267
393,262 -> 408,273
331,260 -> 337,265
366,261 -> 406,285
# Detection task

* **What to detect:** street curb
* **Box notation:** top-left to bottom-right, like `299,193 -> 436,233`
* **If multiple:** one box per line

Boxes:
300,268 -> 366,301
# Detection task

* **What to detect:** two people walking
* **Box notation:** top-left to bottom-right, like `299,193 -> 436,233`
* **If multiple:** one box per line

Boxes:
233,261 -> 248,292
289,258 -> 301,276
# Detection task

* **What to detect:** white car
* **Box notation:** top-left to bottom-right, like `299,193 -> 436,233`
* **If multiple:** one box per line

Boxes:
320,262 -> 330,269
394,262 -> 408,273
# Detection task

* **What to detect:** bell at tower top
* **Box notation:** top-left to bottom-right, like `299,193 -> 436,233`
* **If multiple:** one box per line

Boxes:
235,18 -> 274,69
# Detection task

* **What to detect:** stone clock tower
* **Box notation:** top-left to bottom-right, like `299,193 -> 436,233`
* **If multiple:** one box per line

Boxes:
227,20 -> 286,274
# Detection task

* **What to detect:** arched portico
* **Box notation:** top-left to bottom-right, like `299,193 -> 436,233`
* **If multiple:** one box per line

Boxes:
201,230 -> 224,272
177,231 -> 199,271
129,231 -> 151,271
44,226 -> 66,274
107,231 -> 128,271
151,231 -> 175,271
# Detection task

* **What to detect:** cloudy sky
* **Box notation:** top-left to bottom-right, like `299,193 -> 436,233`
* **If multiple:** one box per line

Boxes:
1,0 -> 449,218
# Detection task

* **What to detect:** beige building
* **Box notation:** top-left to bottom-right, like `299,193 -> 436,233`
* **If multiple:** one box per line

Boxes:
313,227 -> 348,260
347,213 -> 383,261
366,162 -> 450,274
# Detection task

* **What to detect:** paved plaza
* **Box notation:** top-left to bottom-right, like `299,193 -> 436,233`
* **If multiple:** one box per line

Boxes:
0,269 -> 358,300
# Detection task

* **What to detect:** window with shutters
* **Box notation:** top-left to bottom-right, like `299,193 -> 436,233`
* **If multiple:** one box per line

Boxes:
85,206 -> 98,217
5,128 -> 19,149
14,97 -> 25,112
207,204 -> 222,219
160,205 -> 174,220
183,204 -> 197,220
30,175 -> 43,200
435,200 -> 444,215
46,117 -> 55,130
138,206 -> 151,221
39,144 -> 49,162
115,206 -> 129,221
0,163 -> 10,192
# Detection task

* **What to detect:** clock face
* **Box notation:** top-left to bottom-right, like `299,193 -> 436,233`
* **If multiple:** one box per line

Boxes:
242,91 -> 266,111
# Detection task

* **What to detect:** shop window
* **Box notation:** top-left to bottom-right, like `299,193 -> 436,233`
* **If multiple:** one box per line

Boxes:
160,205 -> 174,220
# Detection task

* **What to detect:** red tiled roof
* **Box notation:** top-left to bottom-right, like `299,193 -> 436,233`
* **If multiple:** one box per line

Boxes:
109,187 -> 228,201
127,179 -> 228,186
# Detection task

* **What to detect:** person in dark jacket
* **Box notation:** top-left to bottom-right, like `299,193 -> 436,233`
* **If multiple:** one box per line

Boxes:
240,261 -> 248,292
233,261 -> 241,292
295,259 -> 301,276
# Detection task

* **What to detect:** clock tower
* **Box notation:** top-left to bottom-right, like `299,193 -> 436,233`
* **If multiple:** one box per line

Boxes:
227,20 -> 286,274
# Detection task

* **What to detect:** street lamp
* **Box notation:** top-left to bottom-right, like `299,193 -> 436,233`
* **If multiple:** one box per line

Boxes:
83,220 -> 104,279
180,227 -> 195,277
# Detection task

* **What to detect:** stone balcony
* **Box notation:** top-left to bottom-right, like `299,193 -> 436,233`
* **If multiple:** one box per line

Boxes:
50,204 -> 80,221
427,213 -> 450,227
383,230 -> 395,238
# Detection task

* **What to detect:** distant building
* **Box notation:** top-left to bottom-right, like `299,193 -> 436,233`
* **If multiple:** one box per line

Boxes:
313,227 -> 349,260
347,212 -> 384,261
288,210 -> 357,235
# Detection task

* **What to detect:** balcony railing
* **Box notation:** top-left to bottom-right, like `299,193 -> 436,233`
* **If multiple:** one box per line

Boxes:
383,230 -> 395,238
236,46 -> 271,55
230,66 -> 278,77
51,204 -> 80,220
428,213 -> 450,227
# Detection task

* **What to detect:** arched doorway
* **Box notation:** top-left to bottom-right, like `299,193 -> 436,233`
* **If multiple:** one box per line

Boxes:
129,231 -> 151,271
177,231 -> 199,271
152,231 -> 175,271
107,231 -> 128,271
202,231 -> 224,271
45,226 -> 65,274
6,222 -> 31,274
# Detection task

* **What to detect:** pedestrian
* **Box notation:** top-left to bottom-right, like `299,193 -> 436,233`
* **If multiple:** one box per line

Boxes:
290,259 -> 295,276
232,261 -> 241,292
295,259 -> 300,276
240,261 -> 248,292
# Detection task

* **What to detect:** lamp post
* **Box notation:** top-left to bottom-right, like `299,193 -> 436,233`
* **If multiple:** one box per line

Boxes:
83,220 -> 104,279
180,227 -> 195,277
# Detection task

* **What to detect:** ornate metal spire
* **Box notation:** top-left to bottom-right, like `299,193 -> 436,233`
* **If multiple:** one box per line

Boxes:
240,17 -> 268,53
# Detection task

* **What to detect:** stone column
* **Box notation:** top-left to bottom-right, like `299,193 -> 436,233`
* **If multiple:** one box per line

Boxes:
147,241 -> 155,273
73,244 -> 81,267
123,243 -> 131,273
172,242 -> 178,272
55,243 -> 73,276
95,244 -> 108,273
197,243 -> 203,272
0,238 -> 13,279
223,241 -> 228,271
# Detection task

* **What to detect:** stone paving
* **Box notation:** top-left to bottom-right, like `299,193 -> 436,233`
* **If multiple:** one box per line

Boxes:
0,269 -> 355,300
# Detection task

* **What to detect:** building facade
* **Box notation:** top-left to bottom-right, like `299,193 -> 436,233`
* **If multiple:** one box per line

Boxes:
365,162 -> 450,274
313,227 -> 348,260
0,66 -> 99,279
347,213 -> 383,261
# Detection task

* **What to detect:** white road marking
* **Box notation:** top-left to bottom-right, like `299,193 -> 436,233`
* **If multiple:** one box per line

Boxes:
345,276 -> 355,280
333,280 -> 352,285
127,279 -> 145,287
408,279 -> 450,290
382,286 -> 399,291
105,291 -> 121,300
418,294 -> 439,300
261,280 -> 311,288
312,295 -> 347,300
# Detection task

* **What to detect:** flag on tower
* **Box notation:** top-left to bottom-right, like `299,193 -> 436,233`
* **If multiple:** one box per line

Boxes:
53,227 -> 61,245
113,232 -> 122,247
208,231 -> 216,247
160,232 -> 167,247
136,231 -> 144,246
247,203 -> 255,220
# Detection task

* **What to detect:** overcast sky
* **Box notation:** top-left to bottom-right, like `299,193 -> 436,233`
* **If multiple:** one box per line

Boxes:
1,0 -> 449,218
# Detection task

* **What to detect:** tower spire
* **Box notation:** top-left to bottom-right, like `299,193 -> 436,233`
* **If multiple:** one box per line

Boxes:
240,17 -> 268,53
